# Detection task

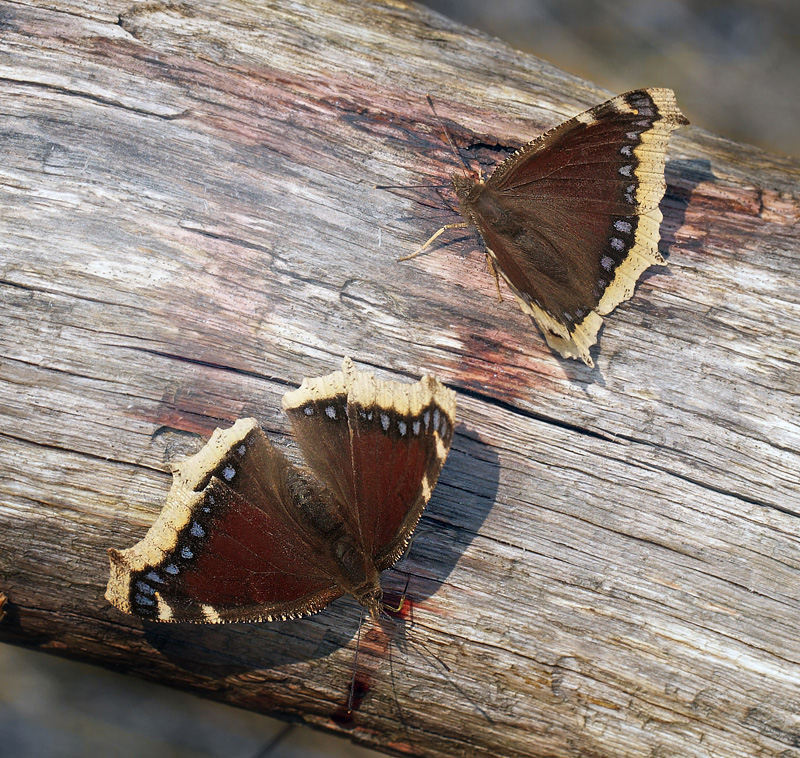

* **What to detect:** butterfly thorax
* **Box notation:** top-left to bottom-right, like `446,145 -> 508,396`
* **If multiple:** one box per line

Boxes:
332,532 -> 383,618
452,174 -> 514,238
288,468 -> 346,535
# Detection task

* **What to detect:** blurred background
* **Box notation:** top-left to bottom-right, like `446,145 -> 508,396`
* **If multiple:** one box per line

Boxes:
425,0 -> 799,157
1,2 -> 797,758
0,643 -> 381,758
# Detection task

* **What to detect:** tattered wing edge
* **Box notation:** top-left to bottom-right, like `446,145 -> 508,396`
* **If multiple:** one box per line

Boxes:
106,419 -> 258,616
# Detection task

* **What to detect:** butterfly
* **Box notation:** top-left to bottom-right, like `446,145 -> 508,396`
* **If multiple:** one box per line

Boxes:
106,358 -> 456,623
408,88 -> 689,367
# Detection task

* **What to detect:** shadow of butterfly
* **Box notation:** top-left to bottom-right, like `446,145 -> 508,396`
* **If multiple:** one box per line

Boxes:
407,88 -> 689,367
106,357 -> 456,624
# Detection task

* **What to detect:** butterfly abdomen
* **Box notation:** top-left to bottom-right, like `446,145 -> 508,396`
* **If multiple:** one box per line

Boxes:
288,468 -> 345,536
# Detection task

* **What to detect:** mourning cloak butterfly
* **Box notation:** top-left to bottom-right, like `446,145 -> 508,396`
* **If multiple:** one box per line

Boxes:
413,88 -> 689,367
106,358 -> 456,623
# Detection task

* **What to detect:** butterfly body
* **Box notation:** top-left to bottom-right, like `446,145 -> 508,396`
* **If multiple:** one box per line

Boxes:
283,465 -> 385,615
442,88 -> 688,366
106,358 -> 456,624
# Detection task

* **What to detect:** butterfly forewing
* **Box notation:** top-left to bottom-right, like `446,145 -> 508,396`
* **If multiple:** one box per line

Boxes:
280,368 -> 358,523
106,419 -> 344,623
490,92 -> 665,208
282,358 -> 457,569
345,371 -> 456,569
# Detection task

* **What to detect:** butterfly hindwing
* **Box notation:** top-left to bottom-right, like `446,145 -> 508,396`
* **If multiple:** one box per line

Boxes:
106,419 -> 344,623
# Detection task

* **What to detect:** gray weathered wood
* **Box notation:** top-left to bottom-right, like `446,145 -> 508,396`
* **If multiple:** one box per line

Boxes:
1,1 -> 799,757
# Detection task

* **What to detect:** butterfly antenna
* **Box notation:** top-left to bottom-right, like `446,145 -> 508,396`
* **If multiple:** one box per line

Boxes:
408,630 -> 496,724
374,182 -> 452,190
426,94 -> 472,178
387,95 -> 475,262
395,96 -> 478,262
347,605 -> 366,714
385,612 -> 416,750
435,186 -> 461,215
411,630 -> 452,674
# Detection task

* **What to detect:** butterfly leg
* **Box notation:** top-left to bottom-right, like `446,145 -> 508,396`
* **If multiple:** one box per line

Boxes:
485,252 -> 503,302
398,223 -> 470,261
347,605 -> 367,713
383,572 -> 412,615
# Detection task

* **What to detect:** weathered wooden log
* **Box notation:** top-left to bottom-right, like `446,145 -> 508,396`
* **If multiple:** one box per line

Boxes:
1,1 -> 799,757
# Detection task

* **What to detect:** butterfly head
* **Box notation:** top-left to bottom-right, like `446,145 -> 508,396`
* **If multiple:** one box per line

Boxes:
451,173 -> 482,204
358,587 -> 384,622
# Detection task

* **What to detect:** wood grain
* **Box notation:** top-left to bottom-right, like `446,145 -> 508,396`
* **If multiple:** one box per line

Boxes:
1,1 -> 799,756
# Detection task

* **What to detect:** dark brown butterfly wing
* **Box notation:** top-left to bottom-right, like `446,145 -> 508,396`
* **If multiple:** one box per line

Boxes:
457,88 -> 688,366
282,358 -> 456,570
346,364 -> 456,570
279,363 -> 356,522
106,419 -> 344,622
